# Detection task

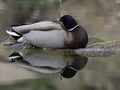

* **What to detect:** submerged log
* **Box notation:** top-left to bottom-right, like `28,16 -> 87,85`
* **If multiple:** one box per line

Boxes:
87,40 -> 120,49
76,41 -> 120,57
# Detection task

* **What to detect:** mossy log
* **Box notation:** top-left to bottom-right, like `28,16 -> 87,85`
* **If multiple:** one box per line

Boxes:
76,41 -> 120,57
1,38 -> 120,57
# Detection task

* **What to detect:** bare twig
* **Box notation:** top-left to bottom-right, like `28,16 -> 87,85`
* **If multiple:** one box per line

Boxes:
59,0 -> 63,17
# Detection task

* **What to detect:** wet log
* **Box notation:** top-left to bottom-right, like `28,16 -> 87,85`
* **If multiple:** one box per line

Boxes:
76,41 -> 120,57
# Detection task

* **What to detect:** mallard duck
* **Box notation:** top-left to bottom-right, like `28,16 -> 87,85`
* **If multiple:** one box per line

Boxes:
8,51 -> 66,73
8,50 -> 88,78
6,15 -> 88,49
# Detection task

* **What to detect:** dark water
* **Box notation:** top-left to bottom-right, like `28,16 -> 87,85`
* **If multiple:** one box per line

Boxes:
0,45 -> 120,90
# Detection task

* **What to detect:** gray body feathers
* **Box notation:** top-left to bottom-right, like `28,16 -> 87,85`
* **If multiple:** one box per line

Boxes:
22,30 -> 67,48
12,21 -> 62,34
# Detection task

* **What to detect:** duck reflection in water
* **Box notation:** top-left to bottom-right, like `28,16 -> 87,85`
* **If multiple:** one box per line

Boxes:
8,50 -> 88,79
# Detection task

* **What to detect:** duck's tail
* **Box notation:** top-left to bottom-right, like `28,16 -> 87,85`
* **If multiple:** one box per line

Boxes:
7,52 -> 23,62
6,27 -> 22,41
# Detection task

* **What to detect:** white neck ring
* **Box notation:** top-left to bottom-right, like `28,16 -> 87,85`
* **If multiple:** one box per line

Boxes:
68,24 -> 79,31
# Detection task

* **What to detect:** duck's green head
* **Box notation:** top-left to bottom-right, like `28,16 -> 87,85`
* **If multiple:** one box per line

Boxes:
60,15 -> 78,31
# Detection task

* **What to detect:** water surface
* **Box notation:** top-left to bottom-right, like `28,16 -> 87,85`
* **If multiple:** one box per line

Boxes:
0,45 -> 120,90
